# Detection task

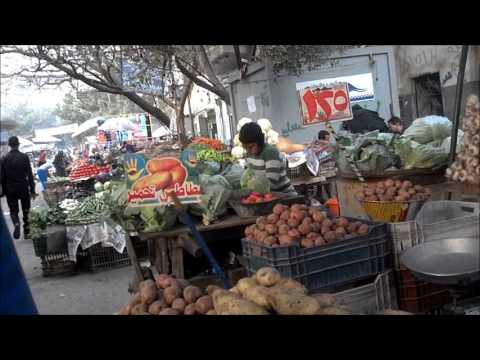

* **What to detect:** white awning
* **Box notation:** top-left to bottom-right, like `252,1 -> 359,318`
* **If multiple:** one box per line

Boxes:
72,117 -> 106,138
32,135 -> 62,143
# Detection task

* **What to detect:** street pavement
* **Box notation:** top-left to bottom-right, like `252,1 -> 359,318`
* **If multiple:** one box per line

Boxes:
1,185 -> 133,315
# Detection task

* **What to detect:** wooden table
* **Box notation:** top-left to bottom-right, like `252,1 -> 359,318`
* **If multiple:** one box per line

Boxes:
137,214 -> 257,279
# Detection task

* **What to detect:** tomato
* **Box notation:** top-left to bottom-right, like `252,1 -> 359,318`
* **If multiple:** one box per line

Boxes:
241,198 -> 249,205
250,192 -> 262,197
264,193 -> 274,201
255,197 -> 263,203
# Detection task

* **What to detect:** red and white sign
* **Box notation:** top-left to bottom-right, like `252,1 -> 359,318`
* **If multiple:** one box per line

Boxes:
297,82 -> 353,125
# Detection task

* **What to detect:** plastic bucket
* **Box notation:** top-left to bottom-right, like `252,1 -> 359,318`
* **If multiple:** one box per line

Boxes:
360,200 -> 425,223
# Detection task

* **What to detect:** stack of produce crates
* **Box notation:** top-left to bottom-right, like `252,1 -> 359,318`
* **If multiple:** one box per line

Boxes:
242,216 -> 391,294
387,201 -> 479,314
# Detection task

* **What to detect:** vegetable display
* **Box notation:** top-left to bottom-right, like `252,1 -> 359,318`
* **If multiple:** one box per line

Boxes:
191,137 -> 225,151
69,164 -> 111,180
355,179 -> 432,202
197,149 -> 230,163
211,267 -> 352,315
446,95 -> 480,185
240,192 -> 277,204
118,275 -> 214,315
65,195 -> 110,225
244,203 -> 370,248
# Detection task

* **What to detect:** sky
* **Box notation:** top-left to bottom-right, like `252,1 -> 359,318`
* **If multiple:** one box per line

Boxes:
1,52 -> 69,112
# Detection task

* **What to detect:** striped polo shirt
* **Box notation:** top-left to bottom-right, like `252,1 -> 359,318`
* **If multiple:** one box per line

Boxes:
245,143 -> 296,194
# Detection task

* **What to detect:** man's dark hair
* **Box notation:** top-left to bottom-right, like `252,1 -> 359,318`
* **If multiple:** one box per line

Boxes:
239,122 -> 265,146
388,117 -> 403,125
318,130 -> 330,140
8,136 -> 19,148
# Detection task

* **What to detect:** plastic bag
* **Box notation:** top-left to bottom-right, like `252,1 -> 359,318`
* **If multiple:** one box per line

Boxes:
221,163 -> 244,190
402,116 -> 452,144
189,174 -> 232,225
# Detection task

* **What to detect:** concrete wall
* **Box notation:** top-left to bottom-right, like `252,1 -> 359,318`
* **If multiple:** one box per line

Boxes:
228,46 -> 400,144
394,45 -> 480,125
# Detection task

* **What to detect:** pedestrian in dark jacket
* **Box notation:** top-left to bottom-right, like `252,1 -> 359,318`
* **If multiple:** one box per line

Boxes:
0,136 -> 37,239
53,150 -> 68,177
343,104 -> 390,134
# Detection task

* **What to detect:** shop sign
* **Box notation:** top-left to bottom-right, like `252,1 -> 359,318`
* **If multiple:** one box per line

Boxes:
297,82 -> 353,125
125,148 -> 202,207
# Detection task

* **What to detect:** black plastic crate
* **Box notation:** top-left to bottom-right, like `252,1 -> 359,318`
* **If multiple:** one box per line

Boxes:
40,249 -> 89,277
82,239 -> 150,273
242,218 -> 391,293
32,235 -> 47,257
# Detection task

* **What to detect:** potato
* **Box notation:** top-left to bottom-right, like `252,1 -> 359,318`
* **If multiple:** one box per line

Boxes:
279,234 -> 294,245
314,236 -> 326,246
300,238 -> 314,248
402,180 -> 413,190
148,300 -> 166,314
310,222 -> 321,232
408,188 -> 416,196
298,223 -> 311,235
267,213 -> 280,224
194,295 -> 214,314
176,279 -> 191,290
335,217 -> 349,228
280,210 -> 290,221
255,267 -> 281,287
347,223 -> 358,234
206,309 -> 217,315
216,298 -> 269,315
212,289 -> 241,308
356,192 -> 366,201
264,236 -> 277,246
287,218 -> 300,228
322,219 -> 333,228
206,285 -> 223,297
154,274 -> 169,289
306,232 -> 318,240
265,224 -> 278,235
312,211 -> 325,223
385,179 -> 395,188
184,304 -> 197,315
288,228 -> 301,240
119,304 -> 133,315
158,308 -> 181,315
275,278 -> 308,295
139,280 -> 157,305
256,231 -> 268,244
322,305 -> 352,315
183,285 -> 203,304
128,292 -> 142,307
257,222 -> 266,231
386,187 -> 397,197
324,231 -> 336,243
268,287 -> 320,315
237,277 -> 258,295
335,227 -> 347,241
256,216 -> 267,226
357,224 -> 369,236
131,303 -> 149,315
290,204 -> 304,212
375,187 -> 386,196
172,298 -> 187,313
315,293 -> 337,308
243,285 -> 273,310
163,290 -> 180,306
273,204 -> 285,215
278,224 -> 290,235
321,226 -> 331,236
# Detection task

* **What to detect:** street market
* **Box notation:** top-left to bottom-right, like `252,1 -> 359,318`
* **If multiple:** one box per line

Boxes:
1,45 -> 479,316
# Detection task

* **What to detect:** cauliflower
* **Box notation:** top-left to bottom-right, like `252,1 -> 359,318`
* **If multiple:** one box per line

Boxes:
266,129 -> 280,145
257,118 -> 272,133
231,146 -> 246,159
237,117 -> 252,132
234,134 -> 241,147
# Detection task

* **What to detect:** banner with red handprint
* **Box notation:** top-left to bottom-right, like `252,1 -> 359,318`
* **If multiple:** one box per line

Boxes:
297,82 -> 353,125
125,148 -> 202,207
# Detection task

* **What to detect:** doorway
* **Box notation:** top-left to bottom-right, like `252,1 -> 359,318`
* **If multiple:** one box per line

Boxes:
414,72 -> 444,118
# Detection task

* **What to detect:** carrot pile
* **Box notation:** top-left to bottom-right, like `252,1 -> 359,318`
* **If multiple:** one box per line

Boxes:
191,137 -> 225,151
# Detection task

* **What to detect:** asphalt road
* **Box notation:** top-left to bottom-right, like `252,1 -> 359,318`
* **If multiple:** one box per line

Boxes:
1,185 -> 134,315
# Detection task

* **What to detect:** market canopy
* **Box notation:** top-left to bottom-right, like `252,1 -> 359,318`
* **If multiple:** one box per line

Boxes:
98,117 -> 139,132
72,117 -> 106,138
152,126 -> 171,138
32,135 -> 62,143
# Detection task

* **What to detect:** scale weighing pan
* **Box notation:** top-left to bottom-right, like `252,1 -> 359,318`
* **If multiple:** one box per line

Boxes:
400,238 -> 480,286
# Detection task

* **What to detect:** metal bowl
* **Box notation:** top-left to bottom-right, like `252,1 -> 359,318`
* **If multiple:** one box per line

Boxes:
400,238 -> 480,286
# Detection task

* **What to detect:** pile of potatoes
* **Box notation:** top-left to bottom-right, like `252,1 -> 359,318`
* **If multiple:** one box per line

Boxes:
118,274 -> 215,315
244,203 -> 370,248
208,267 -> 352,315
355,179 -> 432,203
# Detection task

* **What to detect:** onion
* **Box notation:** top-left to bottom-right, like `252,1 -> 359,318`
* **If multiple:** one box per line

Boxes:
458,170 -> 468,182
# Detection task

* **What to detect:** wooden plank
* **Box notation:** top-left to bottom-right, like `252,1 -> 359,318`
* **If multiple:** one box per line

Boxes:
138,214 -> 257,239
169,236 -> 184,279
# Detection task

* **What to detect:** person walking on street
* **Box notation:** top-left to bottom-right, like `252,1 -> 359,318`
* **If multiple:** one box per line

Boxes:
37,149 -> 47,167
0,136 -> 37,239
53,150 -> 68,177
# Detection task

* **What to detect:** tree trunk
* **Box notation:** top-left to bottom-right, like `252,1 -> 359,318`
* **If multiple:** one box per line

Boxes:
122,91 -> 171,127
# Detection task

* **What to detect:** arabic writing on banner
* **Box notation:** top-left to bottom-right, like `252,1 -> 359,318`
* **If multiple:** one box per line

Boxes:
125,149 -> 202,207
297,82 -> 353,125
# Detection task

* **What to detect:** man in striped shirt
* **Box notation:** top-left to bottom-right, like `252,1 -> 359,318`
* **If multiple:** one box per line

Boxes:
239,122 -> 297,195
